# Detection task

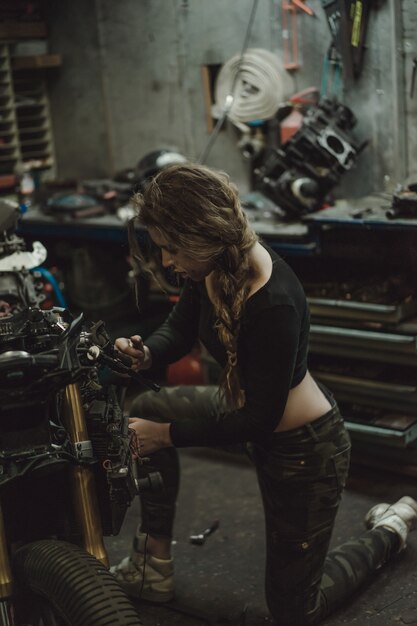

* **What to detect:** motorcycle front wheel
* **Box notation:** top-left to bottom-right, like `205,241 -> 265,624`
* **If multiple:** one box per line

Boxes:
12,539 -> 142,626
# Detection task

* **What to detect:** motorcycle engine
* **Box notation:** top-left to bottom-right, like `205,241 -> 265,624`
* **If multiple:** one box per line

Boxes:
81,378 -> 137,535
254,98 -> 367,219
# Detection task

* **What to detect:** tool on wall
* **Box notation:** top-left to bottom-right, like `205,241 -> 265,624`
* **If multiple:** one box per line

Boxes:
281,0 -> 315,70
320,0 -> 354,88
348,0 -> 374,78
321,43 -> 343,97
410,57 -> 417,99
320,0 -> 375,89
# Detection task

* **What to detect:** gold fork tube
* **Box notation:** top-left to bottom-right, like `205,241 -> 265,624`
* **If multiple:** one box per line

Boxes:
63,383 -> 109,567
0,503 -> 12,599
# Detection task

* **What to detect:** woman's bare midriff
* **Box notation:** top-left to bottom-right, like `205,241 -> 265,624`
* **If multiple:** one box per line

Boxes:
274,371 -> 332,432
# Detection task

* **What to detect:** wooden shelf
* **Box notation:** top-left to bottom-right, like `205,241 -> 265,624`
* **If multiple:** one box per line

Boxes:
11,54 -> 62,71
0,21 -> 47,40
0,43 -> 57,176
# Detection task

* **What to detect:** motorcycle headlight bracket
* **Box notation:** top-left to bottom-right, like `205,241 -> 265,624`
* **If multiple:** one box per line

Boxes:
73,439 -> 94,462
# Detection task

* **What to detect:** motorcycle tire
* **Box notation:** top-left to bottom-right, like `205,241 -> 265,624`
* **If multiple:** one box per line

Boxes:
12,539 -> 142,626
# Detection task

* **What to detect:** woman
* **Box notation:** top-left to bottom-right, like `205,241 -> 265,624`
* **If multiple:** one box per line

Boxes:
111,163 -> 417,625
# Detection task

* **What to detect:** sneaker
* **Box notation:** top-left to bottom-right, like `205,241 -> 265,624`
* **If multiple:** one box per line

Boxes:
364,496 -> 417,551
110,532 -> 174,602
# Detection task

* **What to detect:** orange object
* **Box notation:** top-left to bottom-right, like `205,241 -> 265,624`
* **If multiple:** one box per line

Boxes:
292,0 -> 314,16
280,109 -> 304,143
0,174 -> 17,189
282,1 -> 299,70
289,86 -> 320,106
281,0 -> 315,70
167,350 -> 205,385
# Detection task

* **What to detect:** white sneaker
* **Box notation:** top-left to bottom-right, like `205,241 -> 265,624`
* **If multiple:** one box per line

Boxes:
110,532 -> 174,602
364,496 -> 417,551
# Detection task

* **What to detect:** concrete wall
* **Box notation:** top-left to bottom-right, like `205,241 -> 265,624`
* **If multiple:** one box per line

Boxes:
46,1 -> 111,178
45,0 -> 415,197
403,0 -> 417,183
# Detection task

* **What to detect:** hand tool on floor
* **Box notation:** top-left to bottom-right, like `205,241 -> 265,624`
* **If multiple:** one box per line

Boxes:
189,519 -> 220,545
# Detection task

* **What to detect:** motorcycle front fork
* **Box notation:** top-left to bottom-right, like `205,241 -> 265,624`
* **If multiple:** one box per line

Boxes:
0,502 -> 13,625
62,383 -> 109,567
0,382 -> 109,625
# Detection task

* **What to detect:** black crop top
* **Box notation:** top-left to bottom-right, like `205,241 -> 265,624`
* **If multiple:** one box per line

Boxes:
145,245 -> 310,447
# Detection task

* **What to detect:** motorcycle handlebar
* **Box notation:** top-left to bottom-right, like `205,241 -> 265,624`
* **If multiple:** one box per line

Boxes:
0,346 -> 160,393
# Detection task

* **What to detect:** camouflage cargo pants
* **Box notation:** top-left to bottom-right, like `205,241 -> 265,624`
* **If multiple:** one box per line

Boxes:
130,385 -> 398,626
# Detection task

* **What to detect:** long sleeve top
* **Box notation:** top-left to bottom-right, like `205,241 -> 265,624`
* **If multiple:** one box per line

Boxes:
145,245 -> 310,447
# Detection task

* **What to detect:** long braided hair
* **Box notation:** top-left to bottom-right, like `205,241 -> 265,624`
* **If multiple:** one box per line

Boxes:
128,163 -> 258,410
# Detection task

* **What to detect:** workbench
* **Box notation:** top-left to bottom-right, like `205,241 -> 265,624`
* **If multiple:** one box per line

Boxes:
18,200 -> 317,257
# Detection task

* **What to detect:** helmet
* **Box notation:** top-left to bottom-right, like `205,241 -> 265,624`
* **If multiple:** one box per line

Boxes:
136,149 -> 188,187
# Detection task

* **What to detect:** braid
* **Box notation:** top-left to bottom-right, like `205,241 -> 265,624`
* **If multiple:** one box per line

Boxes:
211,229 -> 257,411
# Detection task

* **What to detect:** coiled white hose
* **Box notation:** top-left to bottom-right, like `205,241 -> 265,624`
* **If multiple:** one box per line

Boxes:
213,48 -> 294,125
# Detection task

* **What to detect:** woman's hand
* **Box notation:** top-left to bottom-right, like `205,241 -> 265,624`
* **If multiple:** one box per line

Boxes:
129,418 -> 173,456
114,335 -> 152,371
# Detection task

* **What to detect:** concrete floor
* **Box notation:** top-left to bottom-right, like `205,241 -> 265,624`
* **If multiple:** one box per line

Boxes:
105,447 -> 417,626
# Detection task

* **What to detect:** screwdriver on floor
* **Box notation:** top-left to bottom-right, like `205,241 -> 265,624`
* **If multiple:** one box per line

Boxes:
189,520 -> 220,545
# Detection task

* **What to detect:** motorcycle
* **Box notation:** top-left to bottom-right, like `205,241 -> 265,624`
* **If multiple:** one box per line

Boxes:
0,200 -> 161,625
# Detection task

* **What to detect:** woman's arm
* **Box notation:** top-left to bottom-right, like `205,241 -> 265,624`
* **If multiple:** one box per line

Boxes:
115,280 -> 201,372
142,280 -> 201,368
